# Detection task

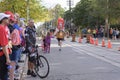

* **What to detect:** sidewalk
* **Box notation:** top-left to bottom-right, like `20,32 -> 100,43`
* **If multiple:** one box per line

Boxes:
15,53 -> 27,80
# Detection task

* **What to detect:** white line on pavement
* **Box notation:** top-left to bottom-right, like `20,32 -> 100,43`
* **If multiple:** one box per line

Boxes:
66,43 -> 120,69
49,63 -> 62,66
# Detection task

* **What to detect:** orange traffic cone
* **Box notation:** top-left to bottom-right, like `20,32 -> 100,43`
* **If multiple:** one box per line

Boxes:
90,37 -> 93,44
95,38 -> 98,46
107,40 -> 112,48
102,39 -> 105,47
92,38 -> 94,44
78,37 -> 82,43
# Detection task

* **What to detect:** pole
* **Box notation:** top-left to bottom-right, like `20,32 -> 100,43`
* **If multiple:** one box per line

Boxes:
27,0 -> 29,23
69,0 -> 71,34
106,0 -> 109,39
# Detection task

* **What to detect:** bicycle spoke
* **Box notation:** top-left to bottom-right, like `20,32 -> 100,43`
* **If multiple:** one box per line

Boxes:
35,55 -> 49,78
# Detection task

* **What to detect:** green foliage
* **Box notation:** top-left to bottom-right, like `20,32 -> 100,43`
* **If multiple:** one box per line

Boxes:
64,0 -> 120,29
49,4 -> 65,27
64,10 -> 71,21
0,0 -> 48,22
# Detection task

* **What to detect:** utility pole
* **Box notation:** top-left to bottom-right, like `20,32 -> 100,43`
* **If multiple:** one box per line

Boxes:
69,0 -> 71,30
106,0 -> 109,39
67,0 -> 73,34
27,0 -> 30,23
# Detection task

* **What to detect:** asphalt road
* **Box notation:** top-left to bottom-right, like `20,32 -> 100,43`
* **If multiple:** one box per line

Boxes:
22,37 -> 120,80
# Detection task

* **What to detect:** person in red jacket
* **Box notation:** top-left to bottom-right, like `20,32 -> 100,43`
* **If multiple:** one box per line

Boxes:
0,13 -> 11,80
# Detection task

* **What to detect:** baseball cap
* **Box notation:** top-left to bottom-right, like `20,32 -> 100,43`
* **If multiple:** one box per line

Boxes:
0,13 -> 10,21
5,11 -> 15,21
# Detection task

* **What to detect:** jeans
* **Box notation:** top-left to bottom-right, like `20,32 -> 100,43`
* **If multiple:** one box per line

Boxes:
10,48 -> 21,63
18,47 -> 23,61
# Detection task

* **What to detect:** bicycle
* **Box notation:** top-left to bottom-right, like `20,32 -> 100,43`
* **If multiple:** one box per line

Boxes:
29,45 -> 50,78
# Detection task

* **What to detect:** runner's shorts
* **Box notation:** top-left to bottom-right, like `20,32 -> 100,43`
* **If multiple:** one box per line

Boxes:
57,38 -> 64,42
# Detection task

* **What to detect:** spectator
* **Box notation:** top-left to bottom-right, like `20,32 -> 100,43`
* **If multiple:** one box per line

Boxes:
45,32 -> 51,53
93,29 -> 96,38
116,28 -> 119,39
5,11 -> 21,80
25,19 -> 37,77
109,28 -> 113,39
101,27 -> 104,38
42,35 -> 46,52
112,28 -> 116,40
87,28 -> 91,34
0,13 -> 11,80
96,28 -> 98,38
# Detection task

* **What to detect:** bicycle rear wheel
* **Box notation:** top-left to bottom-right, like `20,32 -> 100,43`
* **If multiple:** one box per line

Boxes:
35,55 -> 50,78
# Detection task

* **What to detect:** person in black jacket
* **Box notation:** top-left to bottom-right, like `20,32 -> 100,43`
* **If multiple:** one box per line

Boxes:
25,19 -> 37,77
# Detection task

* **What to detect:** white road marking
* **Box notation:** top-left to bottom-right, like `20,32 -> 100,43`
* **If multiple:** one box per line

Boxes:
50,63 -> 62,66
66,43 -> 120,68
93,67 -> 107,70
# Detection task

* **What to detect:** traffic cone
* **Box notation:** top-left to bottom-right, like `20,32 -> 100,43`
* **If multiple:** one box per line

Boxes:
78,37 -> 82,43
102,39 -> 105,47
92,38 -> 94,44
90,37 -> 93,44
95,38 -> 98,46
107,40 -> 112,49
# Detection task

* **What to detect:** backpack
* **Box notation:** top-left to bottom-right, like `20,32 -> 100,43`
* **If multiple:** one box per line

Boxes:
11,29 -> 21,45
8,25 -> 21,46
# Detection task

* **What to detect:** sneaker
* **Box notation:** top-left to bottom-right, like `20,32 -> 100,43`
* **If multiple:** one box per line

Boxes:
59,49 -> 61,51
31,71 -> 37,77
15,65 -> 20,70
14,71 -> 20,80
27,70 -> 31,75
14,78 -> 19,80
18,60 -> 24,63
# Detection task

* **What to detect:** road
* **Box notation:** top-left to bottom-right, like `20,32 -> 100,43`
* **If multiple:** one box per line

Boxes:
22,37 -> 120,80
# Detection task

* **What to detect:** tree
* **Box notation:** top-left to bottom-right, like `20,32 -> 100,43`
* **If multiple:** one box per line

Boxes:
64,0 -> 120,30
49,4 -> 65,27
0,0 -> 48,22
72,0 -> 96,27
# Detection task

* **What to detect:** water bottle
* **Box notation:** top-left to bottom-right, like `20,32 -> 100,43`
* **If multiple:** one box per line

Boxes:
7,65 -> 12,70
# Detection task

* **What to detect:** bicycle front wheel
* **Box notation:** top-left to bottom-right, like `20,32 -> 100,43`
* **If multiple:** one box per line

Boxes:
35,55 -> 50,78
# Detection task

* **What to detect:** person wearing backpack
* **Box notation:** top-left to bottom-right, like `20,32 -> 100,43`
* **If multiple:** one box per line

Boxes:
5,11 -> 21,80
17,19 -> 26,63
